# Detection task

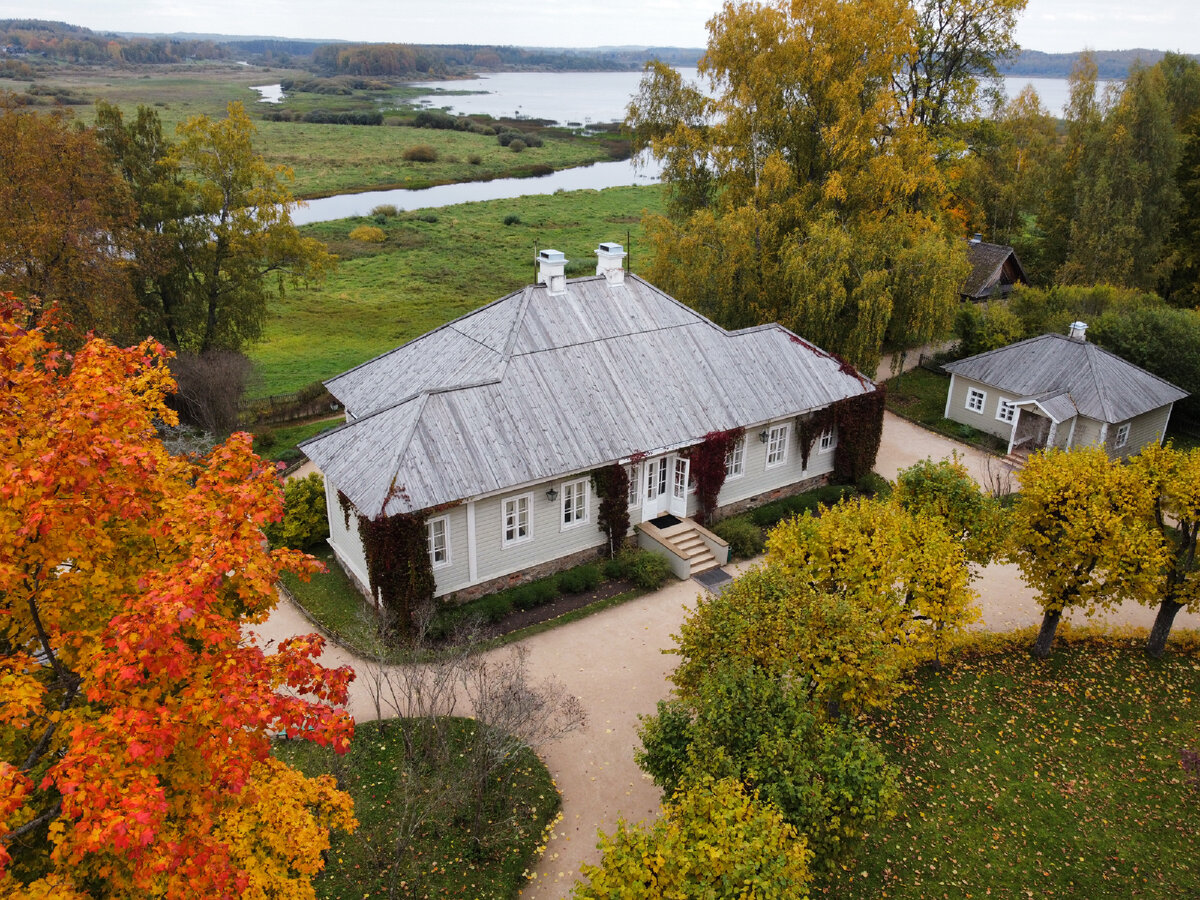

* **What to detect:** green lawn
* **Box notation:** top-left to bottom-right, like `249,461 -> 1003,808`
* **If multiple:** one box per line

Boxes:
275,718 -> 559,899
885,367 -> 1007,453
823,632 -> 1200,899
248,183 -> 666,397
280,546 -> 388,658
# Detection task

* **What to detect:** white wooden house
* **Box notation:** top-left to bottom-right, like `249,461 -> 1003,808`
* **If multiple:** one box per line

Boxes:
943,322 -> 1187,462
302,243 -> 876,600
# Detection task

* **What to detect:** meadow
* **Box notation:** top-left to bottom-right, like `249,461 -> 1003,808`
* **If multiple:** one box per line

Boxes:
9,65 -> 617,197
247,183 -> 666,397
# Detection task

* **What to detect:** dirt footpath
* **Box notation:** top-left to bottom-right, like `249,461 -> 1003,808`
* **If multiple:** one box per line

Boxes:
252,412 -> 1200,899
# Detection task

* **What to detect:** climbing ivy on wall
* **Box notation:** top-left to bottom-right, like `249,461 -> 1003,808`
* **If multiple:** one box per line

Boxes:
687,428 -> 745,524
357,508 -> 434,643
832,384 -> 887,483
591,463 -> 631,557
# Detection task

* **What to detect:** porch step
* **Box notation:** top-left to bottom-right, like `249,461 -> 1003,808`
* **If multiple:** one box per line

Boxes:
1002,451 -> 1028,471
666,525 -> 718,576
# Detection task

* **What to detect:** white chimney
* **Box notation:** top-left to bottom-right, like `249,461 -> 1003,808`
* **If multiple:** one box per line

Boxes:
537,249 -> 568,295
1068,321 -> 1088,342
970,233 -> 983,244
595,241 -> 626,286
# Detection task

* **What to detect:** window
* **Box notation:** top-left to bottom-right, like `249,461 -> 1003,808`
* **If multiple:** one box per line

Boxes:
627,463 -> 640,507
996,399 -> 1017,423
561,478 -> 589,528
502,494 -> 532,547
818,428 -> 837,452
765,423 -> 790,468
673,457 -> 688,500
966,387 -> 987,413
725,436 -> 745,478
426,516 -> 449,569
1115,422 -> 1131,449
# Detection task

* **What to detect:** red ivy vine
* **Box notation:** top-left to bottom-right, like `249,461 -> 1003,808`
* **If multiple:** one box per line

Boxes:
357,509 -> 434,644
831,384 -> 887,482
687,428 -> 744,524
591,463 -> 631,557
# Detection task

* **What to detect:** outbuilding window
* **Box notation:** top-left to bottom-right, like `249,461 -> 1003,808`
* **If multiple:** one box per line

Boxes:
996,399 -> 1017,423
1115,422 -> 1131,449
966,387 -> 987,413
427,516 -> 450,569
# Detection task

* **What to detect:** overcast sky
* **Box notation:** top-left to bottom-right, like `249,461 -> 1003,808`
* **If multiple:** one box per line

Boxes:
6,0 -> 1198,55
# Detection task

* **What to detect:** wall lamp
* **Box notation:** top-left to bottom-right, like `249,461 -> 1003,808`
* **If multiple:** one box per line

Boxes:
759,430 -> 770,443
546,486 -> 559,502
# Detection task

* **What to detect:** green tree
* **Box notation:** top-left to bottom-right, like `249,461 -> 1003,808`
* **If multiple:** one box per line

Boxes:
893,0 -> 1028,135
636,665 -> 899,873
266,472 -> 330,550
1060,64 -> 1181,290
1132,444 -> 1200,658
0,101 -> 138,343
894,455 -> 1005,566
627,0 -> 967,374
1009,447 -> 1168,658
573,776 -> 813,899
97,102 -> 332,353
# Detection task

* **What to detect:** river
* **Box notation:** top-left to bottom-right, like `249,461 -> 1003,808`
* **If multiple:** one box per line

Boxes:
282,71 -> 1111,224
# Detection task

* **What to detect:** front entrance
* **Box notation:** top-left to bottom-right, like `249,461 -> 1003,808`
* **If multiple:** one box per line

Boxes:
1011,409 -> 1051,454
642,454 -> 689,521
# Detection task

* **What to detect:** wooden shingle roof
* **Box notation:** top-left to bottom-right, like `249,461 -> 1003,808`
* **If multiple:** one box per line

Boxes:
304,274 -> 874,517
944,333 -> 1186,424
962,241 -> 1028,300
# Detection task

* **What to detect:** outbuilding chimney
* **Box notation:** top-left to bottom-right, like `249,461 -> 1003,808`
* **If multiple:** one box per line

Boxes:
970,233 -> 983,244
595,241 -> 626,286
537,249 -> 568,295
1068,321 -> 1088,342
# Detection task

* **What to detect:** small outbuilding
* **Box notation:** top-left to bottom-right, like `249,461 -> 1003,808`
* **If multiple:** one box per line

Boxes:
943,321 -> 1188,461
961,237 -> 1028,302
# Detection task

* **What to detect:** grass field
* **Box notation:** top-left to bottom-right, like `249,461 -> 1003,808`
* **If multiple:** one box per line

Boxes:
247,183 -> 665,397
823,632 -> 1200,899
17,65 -> 618,198
275,718 -> 559,899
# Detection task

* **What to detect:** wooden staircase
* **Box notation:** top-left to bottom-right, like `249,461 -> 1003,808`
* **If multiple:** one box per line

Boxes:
658,520 -> 721,576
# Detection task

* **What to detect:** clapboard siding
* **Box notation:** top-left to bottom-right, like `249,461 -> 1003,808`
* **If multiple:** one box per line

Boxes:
947,375 -> 1015,441
1109,406 -> 1172,460
717,424 -> 836,507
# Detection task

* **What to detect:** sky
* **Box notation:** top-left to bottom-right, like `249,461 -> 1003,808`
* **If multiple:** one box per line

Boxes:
5,0 -> 1199,55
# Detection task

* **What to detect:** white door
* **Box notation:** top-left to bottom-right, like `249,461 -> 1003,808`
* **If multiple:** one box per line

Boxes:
642,455 -> 669,521
669,455 -> 690,517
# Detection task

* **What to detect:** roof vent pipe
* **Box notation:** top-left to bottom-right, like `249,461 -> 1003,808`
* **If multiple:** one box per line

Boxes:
537,249 -> 568,295
595,241 -> 626,286
1068,321 -> 1088,342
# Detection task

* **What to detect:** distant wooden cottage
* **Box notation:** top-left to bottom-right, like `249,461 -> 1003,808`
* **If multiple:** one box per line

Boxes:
302,243 -> 877,601
961,237 -> 1028,301
943,321 -> 1187,461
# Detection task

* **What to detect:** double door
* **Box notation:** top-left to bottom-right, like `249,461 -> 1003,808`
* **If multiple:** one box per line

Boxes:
641,453 -> 689,521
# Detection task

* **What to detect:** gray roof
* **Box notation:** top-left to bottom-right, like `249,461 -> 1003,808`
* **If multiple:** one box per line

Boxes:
304,274 -> 874,517
944,333 -> 1187,424
962,241 -> 1028,299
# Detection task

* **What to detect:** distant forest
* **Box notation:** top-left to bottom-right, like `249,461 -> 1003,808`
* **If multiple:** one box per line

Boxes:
1,19 -> 1194,81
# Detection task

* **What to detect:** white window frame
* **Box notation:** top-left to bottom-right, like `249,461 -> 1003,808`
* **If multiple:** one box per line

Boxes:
966,387 -> 987,414
996,398 -> 1016,423
1114,422 -> 1131,449
427,515 -> 450,570
818,428 -> 837,453
725,436 -> 745,479
765,423 -> 790,469
626,463 -> 640,508
560,478 -> 590,530
502,493 -> 533,548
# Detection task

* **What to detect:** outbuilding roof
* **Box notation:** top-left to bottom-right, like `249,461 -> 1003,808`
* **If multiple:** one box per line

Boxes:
962,241 -> 1028,300
303,273 -> 874,517
944,333 -> 1186,424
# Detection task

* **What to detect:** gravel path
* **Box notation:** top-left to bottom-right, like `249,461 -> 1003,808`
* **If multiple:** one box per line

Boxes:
254,411 -> 1200,898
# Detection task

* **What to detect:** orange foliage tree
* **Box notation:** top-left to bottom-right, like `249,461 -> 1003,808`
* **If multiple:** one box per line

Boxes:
0,294 -> 356,897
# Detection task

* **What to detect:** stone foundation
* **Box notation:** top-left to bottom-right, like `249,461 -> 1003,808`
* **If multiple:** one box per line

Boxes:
440,543 -> 612,605
711,472 -> 832,522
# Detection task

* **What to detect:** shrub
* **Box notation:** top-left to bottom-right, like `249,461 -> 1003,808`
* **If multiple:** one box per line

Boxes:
523,134 -> 544,148
265,473 -> 330,550
503,214 -> 521,226
369,203 -> 399,218
509,139 -> 527,153
497,130 -> 523,146
856,471 -> 892,498
403,144 -> 438,162
510,579 -> 558,611
558,564 -> 601,594
602,557 -> 625,580
476,594 -> 513,623
528,164 -> 553,177
712,517 -> 765,559
618,549 -> 673,591
467,153 -> 483,165
254,428 -> 278,452
412,213 -> 438,224
348,225 -> 386,243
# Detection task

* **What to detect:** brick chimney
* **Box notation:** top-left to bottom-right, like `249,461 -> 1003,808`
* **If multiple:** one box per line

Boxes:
595,241 -> 626,286
537,249 -> 568,295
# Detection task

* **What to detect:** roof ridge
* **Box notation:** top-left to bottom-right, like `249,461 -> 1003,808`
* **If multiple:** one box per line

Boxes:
379,391 -> 432,518
1081,342 -> 1114,422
